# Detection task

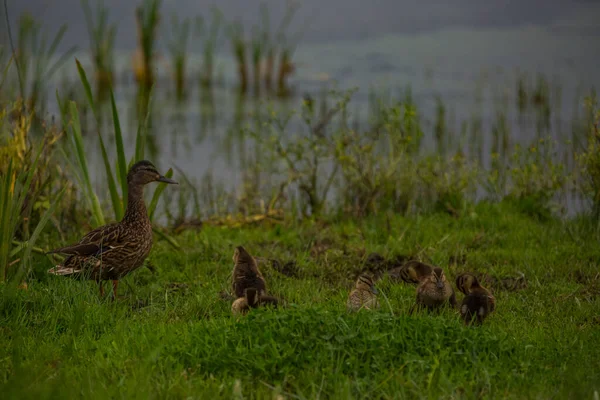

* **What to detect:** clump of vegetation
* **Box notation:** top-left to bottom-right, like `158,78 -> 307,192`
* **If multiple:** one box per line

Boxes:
576,94 -> 600,220
274,1 -> 300,97
11,13 -> 75,118
418,151 -> 480,216
228,21 -> 248,95
508,138 -> 567,216
335,100 -> 422,216
195,9 -> 222,89
165,14 -> 191,100
133,0 -> 161,94
81,0 -> 116,102
0,102 -> 67,283
65,61 -> 173,227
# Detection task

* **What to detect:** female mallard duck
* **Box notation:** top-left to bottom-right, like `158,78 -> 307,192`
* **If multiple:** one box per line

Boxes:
231,287 -> 279,316
455,272 -> 496,325
231,246 -> 267,298
347,274 -> 380,312
47,160 -> 178,298
412,267 -> 457,313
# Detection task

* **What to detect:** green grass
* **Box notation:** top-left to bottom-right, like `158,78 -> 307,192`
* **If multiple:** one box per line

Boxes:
1,201 -> 600,399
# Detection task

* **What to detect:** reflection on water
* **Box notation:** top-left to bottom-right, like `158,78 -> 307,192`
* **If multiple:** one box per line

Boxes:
39,23 -> 600,216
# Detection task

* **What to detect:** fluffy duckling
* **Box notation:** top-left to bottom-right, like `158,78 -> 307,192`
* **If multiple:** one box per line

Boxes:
231,246 -> 267,298
347,274 -> 380,312
413,267 -> 457,313
390,260 -> 434,284
455,273 -> 496,325
231,287 -> 280,316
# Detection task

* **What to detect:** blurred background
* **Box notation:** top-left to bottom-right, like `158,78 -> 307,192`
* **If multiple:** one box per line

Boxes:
1,0 -> 600,229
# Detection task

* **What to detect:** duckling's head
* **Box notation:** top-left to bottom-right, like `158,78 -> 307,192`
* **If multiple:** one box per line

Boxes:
455,273 -> 480,295
405,261 -> 433,283
127,160 -> 178,186
356,274 -> 378,294
430,267 -> 447,290
233,246 -> 253,264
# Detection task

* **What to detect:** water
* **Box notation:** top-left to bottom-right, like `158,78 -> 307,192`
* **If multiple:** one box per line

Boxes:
4,1 -> 600,215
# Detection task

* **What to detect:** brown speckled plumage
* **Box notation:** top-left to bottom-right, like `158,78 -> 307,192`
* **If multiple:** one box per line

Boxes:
231,288 -> 279,315
456,273 -> 496,325
347,274 -> 380,312
389,260 -> 434,284
231,246 -> 267,298
47,160 -> 177,298
413,267 -> 457,312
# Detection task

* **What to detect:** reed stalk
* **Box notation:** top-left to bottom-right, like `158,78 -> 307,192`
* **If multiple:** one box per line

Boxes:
81,0 -> 116,102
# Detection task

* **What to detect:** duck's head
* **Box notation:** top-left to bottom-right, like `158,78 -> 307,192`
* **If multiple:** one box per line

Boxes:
455,273 -> 480,295
430,267 -> 448,290
356,274 -> 378,294
404,261 -> 433,283
233,245 -> 253,264
127,160 -> 178,186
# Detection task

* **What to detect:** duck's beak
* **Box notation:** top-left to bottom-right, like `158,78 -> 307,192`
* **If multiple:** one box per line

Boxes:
436,281 -> 444,289
157,175 -> 178,184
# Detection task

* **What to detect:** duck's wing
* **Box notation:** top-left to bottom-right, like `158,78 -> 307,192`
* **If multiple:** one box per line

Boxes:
47,223 -> 123,256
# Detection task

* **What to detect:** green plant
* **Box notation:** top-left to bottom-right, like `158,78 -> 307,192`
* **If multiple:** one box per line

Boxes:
508,138 -> 567,211
576,95 -> 600,220
81,0 -> 116,101
417,151 -> 480,216
134,0 -> 161,92
260,4 -> 274,93
13,13 -> 75,115
0,138 -> 64,283
166,14 -> 191,100
274,1 -> 301,97
59,62 -> 173,228
195,8 -> 222,89
334,101 -> 422,216
229,21 -> 248,94
250,25 -> 263,96
252,91 -> 355,217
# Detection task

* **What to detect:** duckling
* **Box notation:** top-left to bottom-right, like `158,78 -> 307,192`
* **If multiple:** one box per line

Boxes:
455,273 -> 496,326
347,274 -> 380,312
413,267 -> 457,313
231,246 -> 267,298
389,260 -> 433,284
231,287 -> 280,315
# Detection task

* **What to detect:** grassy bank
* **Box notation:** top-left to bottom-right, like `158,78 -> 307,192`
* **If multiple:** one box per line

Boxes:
1,201 -> 599,399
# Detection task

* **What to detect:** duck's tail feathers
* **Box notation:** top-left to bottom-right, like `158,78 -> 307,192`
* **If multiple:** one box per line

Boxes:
47,265 -> 81,276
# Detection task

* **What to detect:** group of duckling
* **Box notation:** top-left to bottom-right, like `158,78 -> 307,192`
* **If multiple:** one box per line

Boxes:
45,160 -> 494,326
348,260 -> 496,325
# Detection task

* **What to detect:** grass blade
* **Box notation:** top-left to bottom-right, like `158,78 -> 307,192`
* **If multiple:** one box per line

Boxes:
134,84 -> 154,162
152,226 -> 181,250
69,101 -> 105,226
75,58 -> 96,118
0,161 -> 15,281
110,87 -> 128,205
14,187 -> 67,284
75,59 -> 123,220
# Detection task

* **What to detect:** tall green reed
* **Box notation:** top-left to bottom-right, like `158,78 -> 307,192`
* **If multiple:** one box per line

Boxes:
134,0 -> 161,93
166,14 -> 191,100
0,145 -> 64,283
81,0 -> 116,101
59,61 -> 173,227
14,13 -> 75,116
195,8 -> 222,89
229,21 -> 248,95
